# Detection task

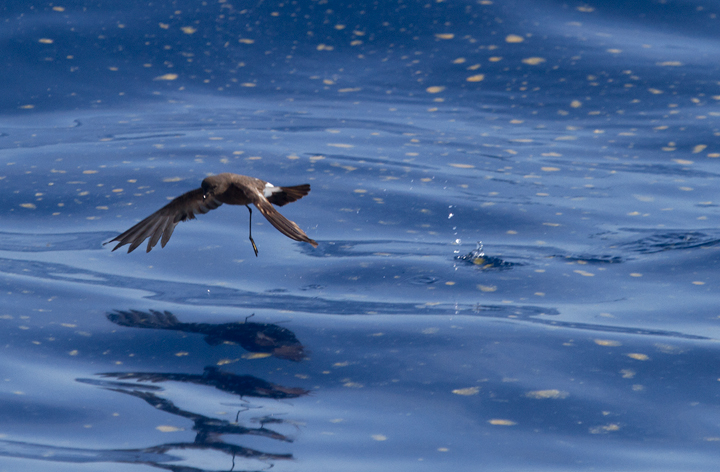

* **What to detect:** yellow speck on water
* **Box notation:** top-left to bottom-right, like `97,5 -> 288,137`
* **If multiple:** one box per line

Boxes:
526,389 -> 569,399
39,38 -> 54,44
449,163 -> 475,168
242,352 -> 272,360
20,203 -> 36,209
629,273 -> 642,277
570,100 -> 582,108
573,270 -> 594,277
466,74 -> 485,82
594,339 -> 621,347
239,38 -> 254,44
343,381 -> 364,388
477,285 -> 497,292
692,145 -> 707,154
216,358 -> 239,365
68,350 -> 78,356
627,353 -> 650,361
163,177 -> 182,182
156,426 -> 183,432
505,34 -> 524,43
435,33 -> 454,39
590,423 -> 620,434
354,189 -> 367,193
452,387 -> 480,395
488,419 -> 516,426
181,26 -> 196,34
371,434 -> 388,441
154,73 -> 178,80
541,167 -> 560,171
327,143 -> 354,148
522,57 -> 546,65
621,369 -> 635,378
426,86 -> 446,93
174,352 -> 189,357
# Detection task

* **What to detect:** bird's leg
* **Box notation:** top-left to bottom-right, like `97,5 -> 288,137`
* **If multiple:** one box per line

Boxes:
246,205 -> 259,257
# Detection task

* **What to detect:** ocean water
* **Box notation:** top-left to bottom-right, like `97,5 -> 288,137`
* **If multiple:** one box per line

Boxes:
1,0 -> 719,471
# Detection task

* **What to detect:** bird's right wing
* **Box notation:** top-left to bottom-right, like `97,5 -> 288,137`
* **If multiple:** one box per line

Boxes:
252,198 -> 318,247
106,188 -> 222,253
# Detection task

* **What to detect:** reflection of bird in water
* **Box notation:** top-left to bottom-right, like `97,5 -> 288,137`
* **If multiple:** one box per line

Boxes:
107,309 -> 306,361
100,367 -> 309,399
106,173 -> 317,256
75,376 -> 297,463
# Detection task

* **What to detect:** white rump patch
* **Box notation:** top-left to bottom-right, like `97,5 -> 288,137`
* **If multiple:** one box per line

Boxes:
263,182 -> 282,198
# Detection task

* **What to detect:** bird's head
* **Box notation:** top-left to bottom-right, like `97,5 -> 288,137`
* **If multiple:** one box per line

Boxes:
201,176 -> 219,200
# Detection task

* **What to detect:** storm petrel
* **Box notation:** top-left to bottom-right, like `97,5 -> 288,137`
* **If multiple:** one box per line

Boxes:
106,173 -> 317,256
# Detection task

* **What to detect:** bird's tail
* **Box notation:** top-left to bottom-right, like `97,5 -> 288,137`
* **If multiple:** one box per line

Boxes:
265,184 -> 311,206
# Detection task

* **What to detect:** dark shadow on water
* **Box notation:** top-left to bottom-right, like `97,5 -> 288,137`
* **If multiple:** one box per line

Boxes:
72,368 -> 306,470
108,309 -> 307,361
95,367 -> 309,399
0,304 -> 310,470
1,368 -> 306,470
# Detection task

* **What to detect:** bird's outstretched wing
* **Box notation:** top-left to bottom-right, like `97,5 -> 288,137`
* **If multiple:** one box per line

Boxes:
106,188 -> 222,253
252,196 -> 318,248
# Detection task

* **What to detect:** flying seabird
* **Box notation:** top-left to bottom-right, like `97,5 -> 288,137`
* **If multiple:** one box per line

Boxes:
106,173 -> 317,256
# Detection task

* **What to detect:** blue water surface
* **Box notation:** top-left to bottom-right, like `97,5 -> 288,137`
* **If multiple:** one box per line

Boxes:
1,0 -> 720,471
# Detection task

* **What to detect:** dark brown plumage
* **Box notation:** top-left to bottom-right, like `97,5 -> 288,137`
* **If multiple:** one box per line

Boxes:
106,173 -> 317,256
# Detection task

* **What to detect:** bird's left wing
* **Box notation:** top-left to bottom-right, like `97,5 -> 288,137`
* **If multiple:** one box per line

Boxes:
106,188 -> 222,253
